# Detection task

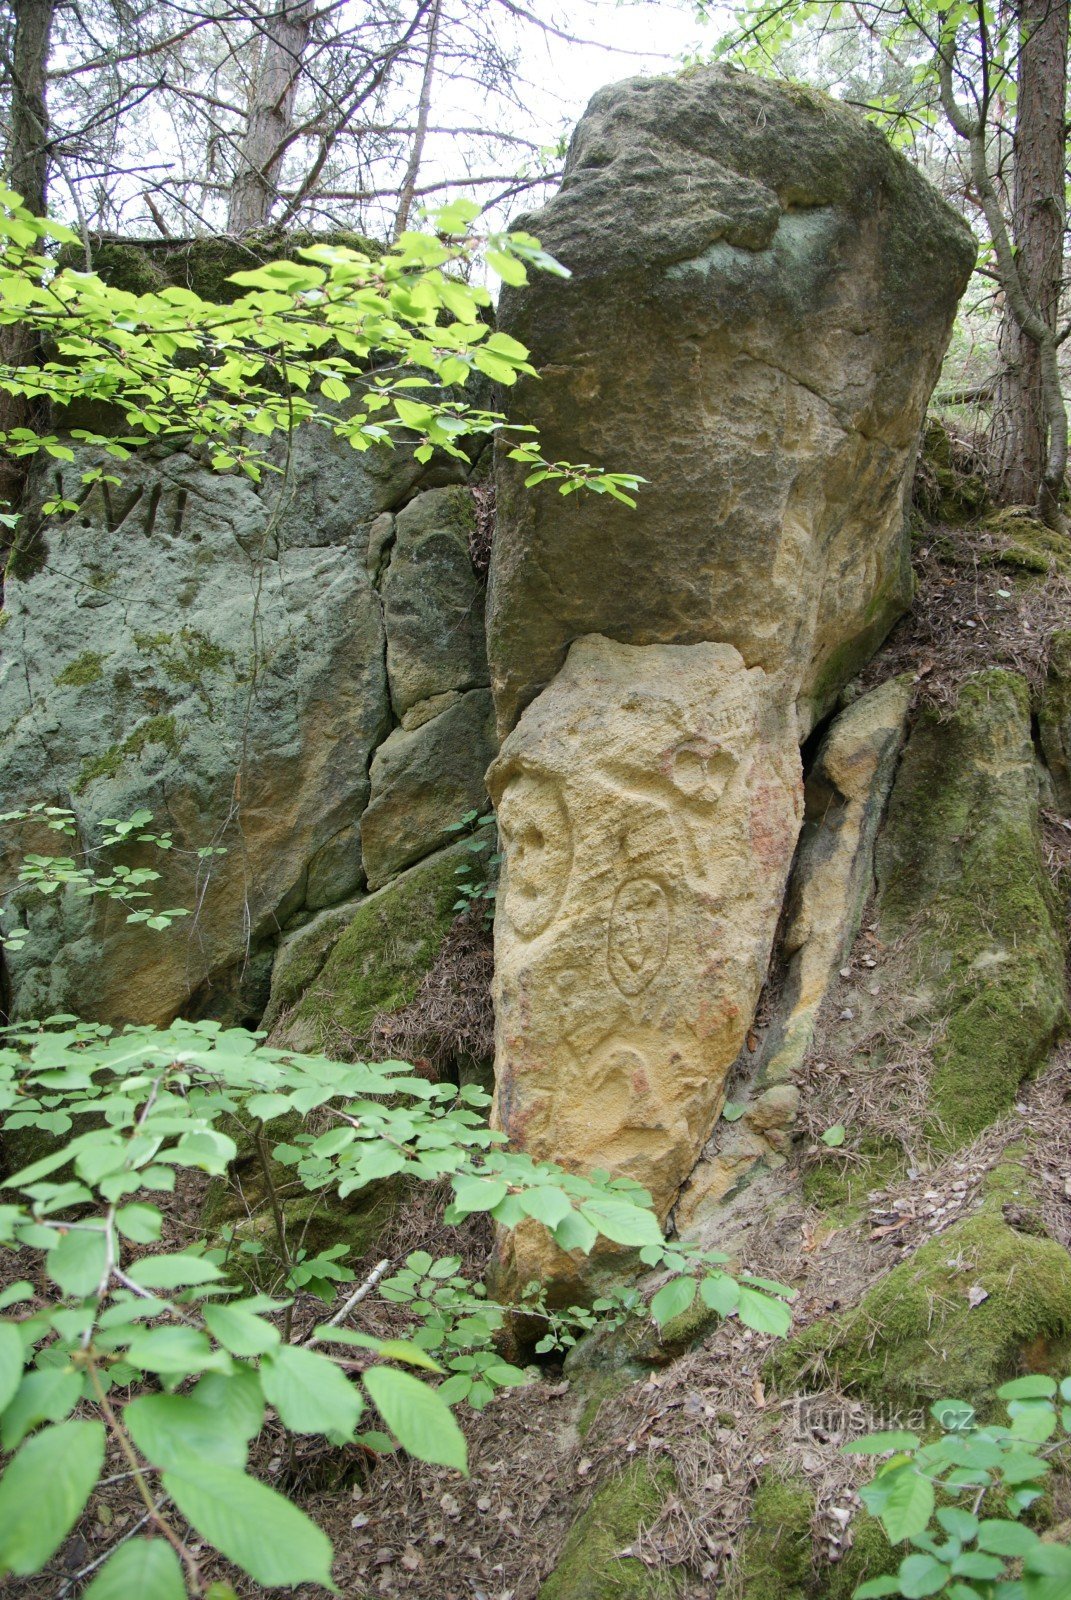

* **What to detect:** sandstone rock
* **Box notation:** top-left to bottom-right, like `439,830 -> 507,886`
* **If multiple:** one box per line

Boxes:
0,421 -> 498,1024
676,677 -> 913,1227
792,668 -> 1068,1175
382,486 -> 487,718
489,67 -> 975,737
489,636 -> 802,1280
361,688 -> 497,890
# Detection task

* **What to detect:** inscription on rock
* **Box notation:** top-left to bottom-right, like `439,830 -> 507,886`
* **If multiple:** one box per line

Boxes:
488,636 -> 803,1284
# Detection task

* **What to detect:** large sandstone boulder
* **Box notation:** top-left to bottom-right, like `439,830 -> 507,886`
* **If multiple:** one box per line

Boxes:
488,636 -> 802,1281
489,67 -> 975,737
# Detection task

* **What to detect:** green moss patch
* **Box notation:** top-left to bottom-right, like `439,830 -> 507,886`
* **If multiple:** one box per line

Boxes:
739,1472 -> 814,1600
980,510 -> 1071,580
278,841 -> 471,1054
538,1461 -> 684,1600
54,651 -> 105,687
75,713 -> 184,792
770,1165 -> 1071,1411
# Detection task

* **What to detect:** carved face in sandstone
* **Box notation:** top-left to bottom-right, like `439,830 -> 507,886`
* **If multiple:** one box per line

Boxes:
488,636 -> 803,1271
494,769 -> 572,938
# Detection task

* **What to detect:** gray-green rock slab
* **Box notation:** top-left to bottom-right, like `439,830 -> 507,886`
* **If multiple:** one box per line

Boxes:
0,439 -> 390,1024
361,688 -> 497,889
382,486 -> 487,717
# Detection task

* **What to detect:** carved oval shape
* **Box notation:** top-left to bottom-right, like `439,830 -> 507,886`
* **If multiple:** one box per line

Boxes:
607,877 -> 670,996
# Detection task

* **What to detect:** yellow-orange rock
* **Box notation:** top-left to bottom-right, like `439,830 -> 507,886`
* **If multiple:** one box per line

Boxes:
487,636 -> 803,1280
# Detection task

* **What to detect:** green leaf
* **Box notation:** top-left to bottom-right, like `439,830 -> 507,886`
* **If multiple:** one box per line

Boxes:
126,1325 -> 227,1376
127,1254 -> 223,1290
650,1276 -> 697,1327
898,1552 -> 952,1597
854,1581 -> 901,1598
843,1431 -> 922,1455
188,1365 -> 264,1442
0,1366 -> 82,1450
312,1332 -> 442,1372
736,1286 -> 792,1336
721,1101 -> 746,1121
363,1365 -> 468,1473
204,1301 -> 281,1357
260,1345 -> 362,1438
163,1463 -> 335,1589
451,1175 -> 508,1214
997,1376 -> 1057,1401
126,1393 -> 248,1471
485,249 -> 527,286
83,1539 -> 186,1600
936,1508 -> 979,1541
951,1551 -> 1006,1580
579,1198 -> 663,1248
0,1419 -> 105,1575
519,1187 -> 574,1230
976,1520 -> 1039,1557
115,1204 -> 163,1243
0,1321 -> 24,1412
47,1226 -> 109,1297
552,1209 -> 598,1254
865,1465 -> 935,1543
699,1272 -> 740,1316
821,1124 -> 846,1147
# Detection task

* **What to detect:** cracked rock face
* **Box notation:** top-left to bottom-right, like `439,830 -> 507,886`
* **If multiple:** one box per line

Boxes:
0,437 -> 492,1025
488,636 -> 802,1285
489,67 -> 976,738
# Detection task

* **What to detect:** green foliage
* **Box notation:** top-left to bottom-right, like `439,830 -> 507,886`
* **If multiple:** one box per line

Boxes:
846,1377 -> 1071,1599
445,808 -> 500,920
0,1016 -> 791,1591
0,189 -> 641,507
0,806 -> 212,952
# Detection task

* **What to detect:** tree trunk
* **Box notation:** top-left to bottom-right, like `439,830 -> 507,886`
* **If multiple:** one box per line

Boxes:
988,0 -> 1068,514
227,0 -> 315,235
0,0 -> 55,517
6,0 -> 53,215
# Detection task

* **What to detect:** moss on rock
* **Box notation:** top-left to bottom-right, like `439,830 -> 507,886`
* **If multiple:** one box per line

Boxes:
272,840 -> 471,1055
537,1461 -> 684,1600
769,1163 -> 1071,1411
739,1473 -> 814,1600
875,669 -> 1067,1144
981,509 -> 1071,580
1039,630 -> 1071,813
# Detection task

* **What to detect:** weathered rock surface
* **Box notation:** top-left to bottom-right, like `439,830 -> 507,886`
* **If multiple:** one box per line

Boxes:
873,669 -> 1067,1143
0,435 -> 491,1024
361,688 -> 497,890
677,676 -> 912,1226
270,840 -> 470,1056
381,486 -> 487,720
489,67 -> 975,737
489,635 -> 802,1278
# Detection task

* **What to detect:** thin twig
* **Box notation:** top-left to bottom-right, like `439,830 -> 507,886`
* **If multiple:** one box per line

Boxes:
303,1257 -> 392,1346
